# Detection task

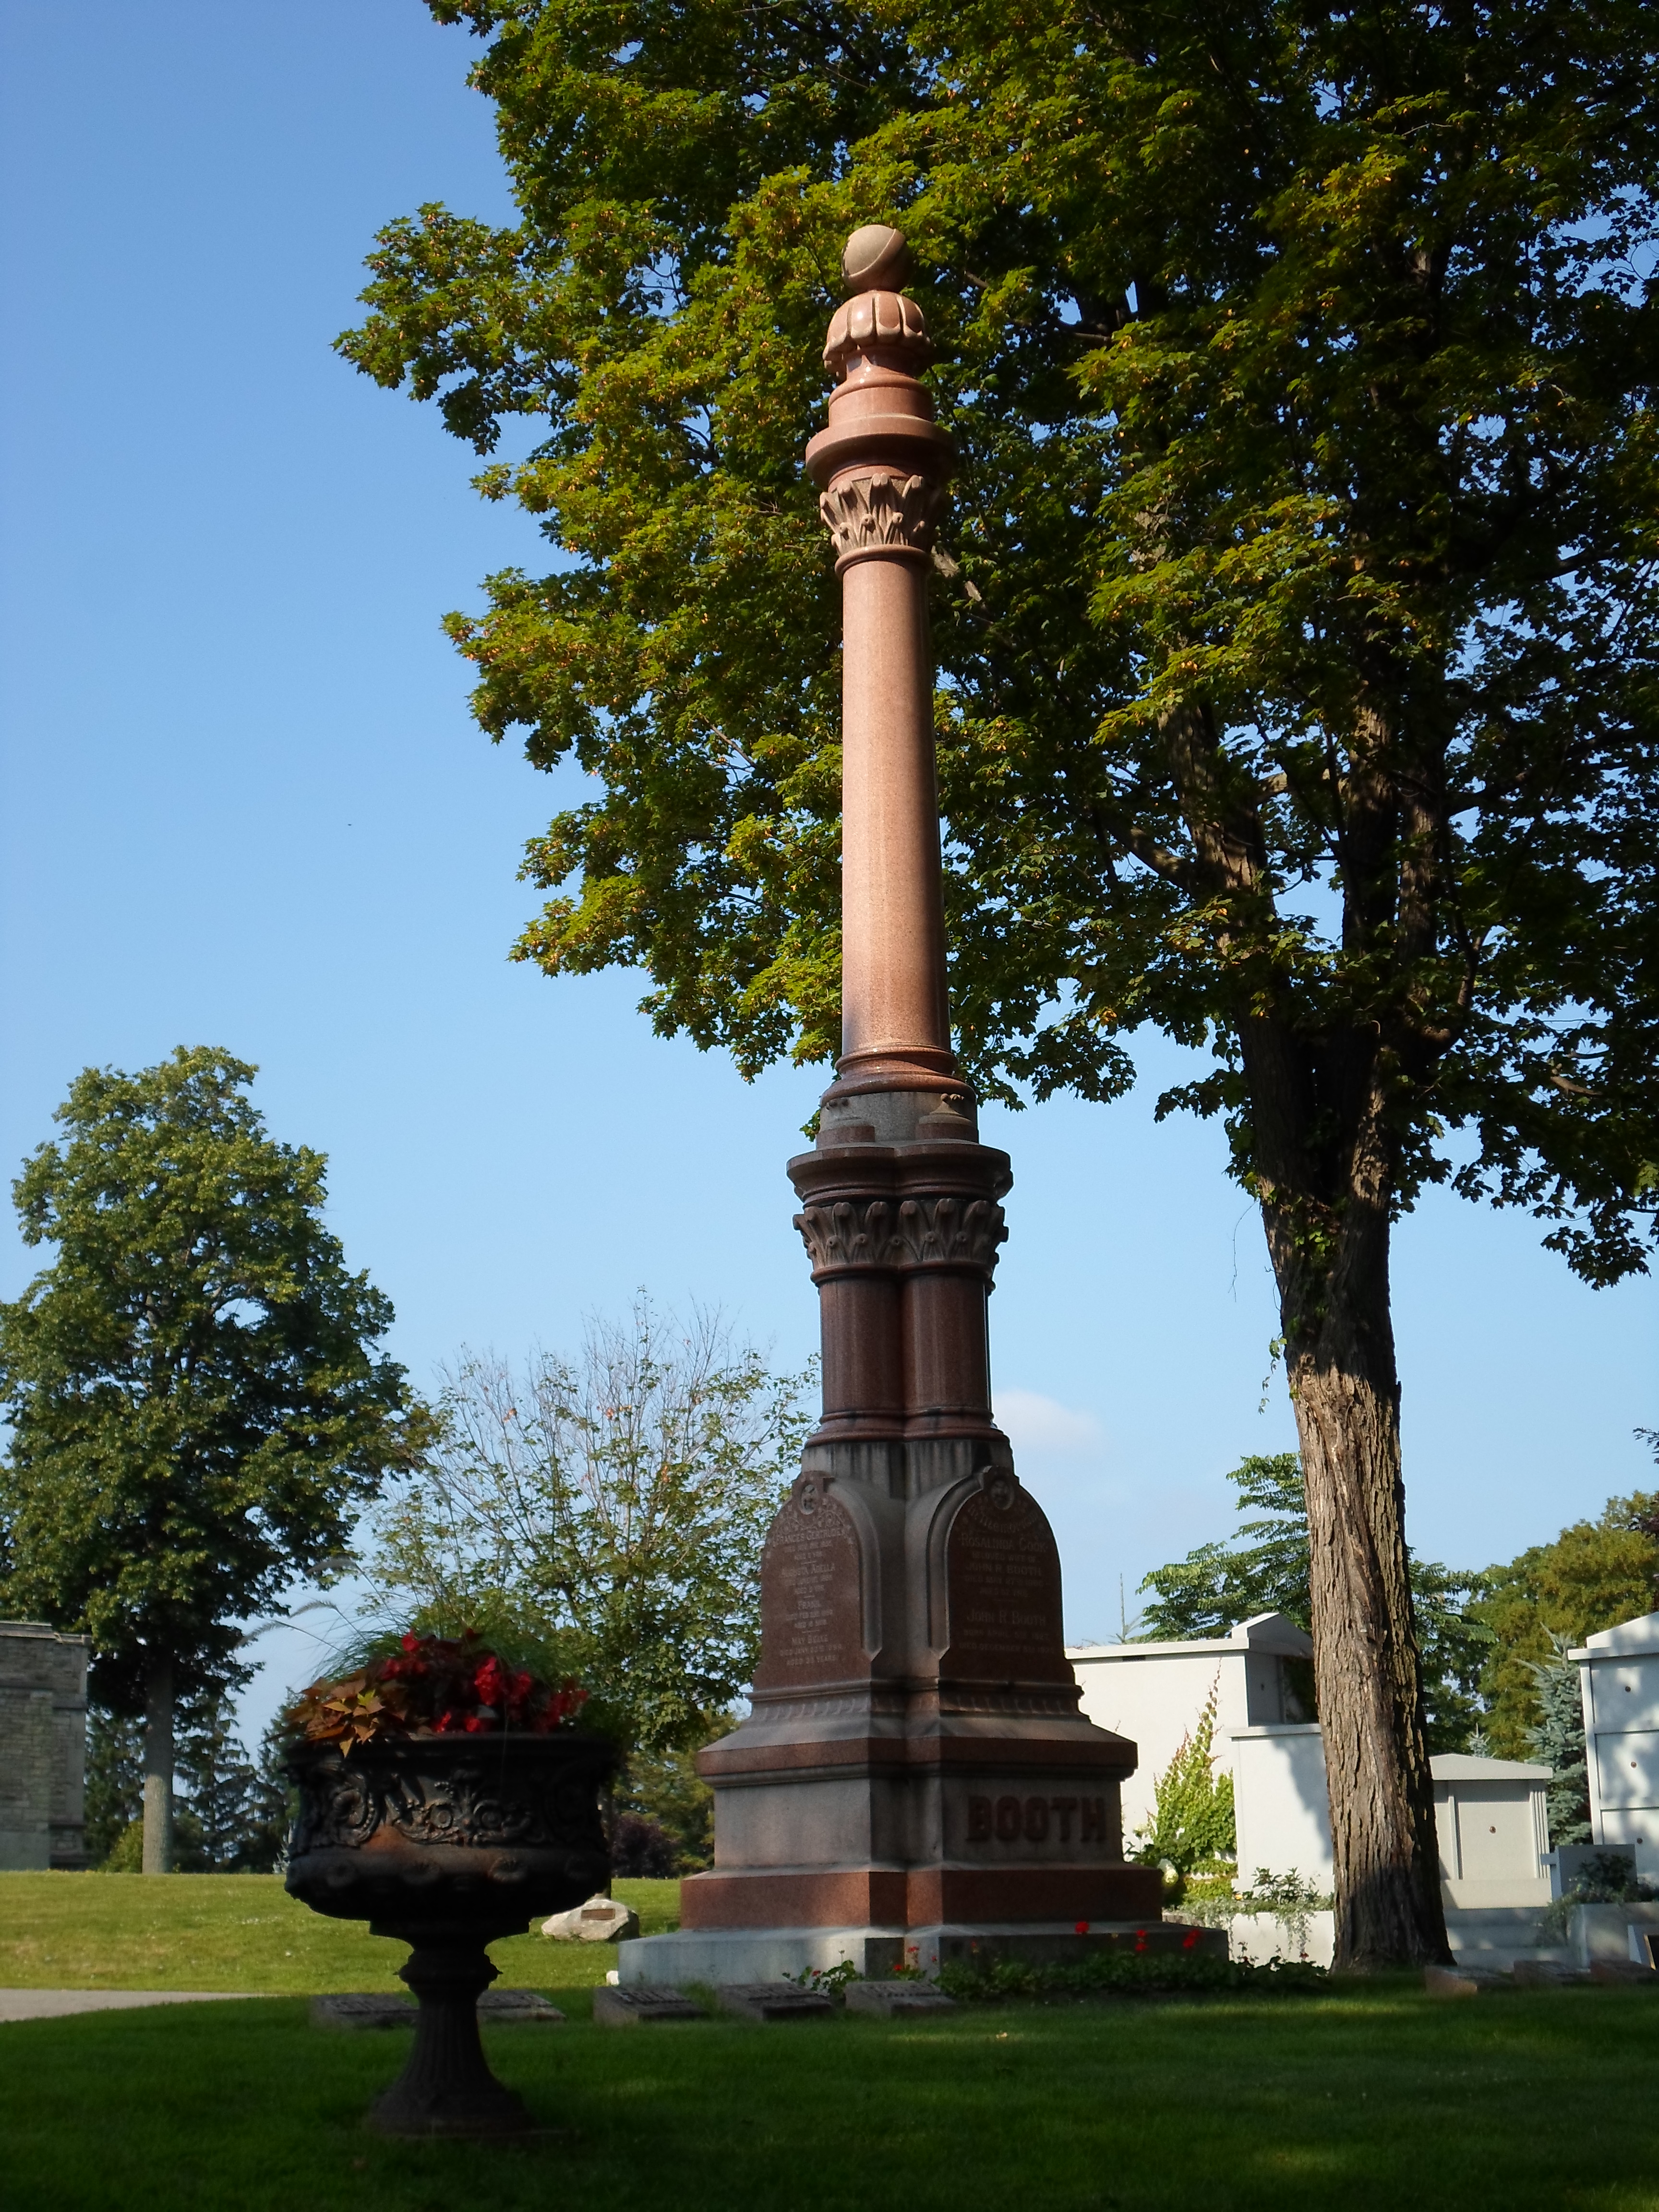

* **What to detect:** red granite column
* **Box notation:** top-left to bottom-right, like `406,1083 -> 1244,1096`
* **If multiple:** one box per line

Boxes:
666,228 -> 1166,1968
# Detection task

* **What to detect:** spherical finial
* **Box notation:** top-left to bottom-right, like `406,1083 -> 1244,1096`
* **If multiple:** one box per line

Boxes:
842,224 -> 912,295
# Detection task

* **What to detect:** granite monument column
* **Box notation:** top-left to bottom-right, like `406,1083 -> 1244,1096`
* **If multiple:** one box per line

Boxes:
634,228 -> 1167,1981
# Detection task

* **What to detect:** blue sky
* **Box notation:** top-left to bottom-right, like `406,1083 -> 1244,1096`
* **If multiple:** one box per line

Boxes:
2,0 -> 1653,1743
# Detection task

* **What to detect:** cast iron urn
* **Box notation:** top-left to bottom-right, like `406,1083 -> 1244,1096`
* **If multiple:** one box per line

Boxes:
286,1731 -> 614,2135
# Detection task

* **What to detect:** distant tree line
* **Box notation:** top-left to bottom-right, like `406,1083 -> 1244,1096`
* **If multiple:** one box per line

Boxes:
1137,1446 -> 1659,1842
84,1695 -> 292,1873
1,1050 -> 807,1878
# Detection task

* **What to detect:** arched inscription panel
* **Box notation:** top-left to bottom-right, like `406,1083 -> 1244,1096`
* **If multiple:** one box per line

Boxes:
940,1476 -> 1070,1686
751,1484 -> 867,1691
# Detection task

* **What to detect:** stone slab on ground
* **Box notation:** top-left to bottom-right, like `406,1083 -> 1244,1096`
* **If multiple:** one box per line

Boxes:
843,1980 -> 955,2018
1590,1959 -> 1658,1986
312,1988 -> 564,2030
717,1984 -> 836,2022
542,1893 -> 640,1942
592,1985 -> 706,2027
1424,1966 -> 1480,1998
0,1991 -> 257,2022
480,1988 -> 565,2022
312,1993 -> 416,2030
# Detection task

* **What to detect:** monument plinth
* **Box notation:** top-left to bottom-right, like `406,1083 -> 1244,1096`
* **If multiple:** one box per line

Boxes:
620,227 -> 1164,1986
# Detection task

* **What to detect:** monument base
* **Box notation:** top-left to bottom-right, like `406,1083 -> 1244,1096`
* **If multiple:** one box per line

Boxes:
618,1919 -> 1226,1988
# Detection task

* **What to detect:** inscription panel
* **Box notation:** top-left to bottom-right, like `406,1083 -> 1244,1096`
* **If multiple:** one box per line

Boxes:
942,1477 -> 1070,1685
752,1484 -> 867,1692
963,1793 -> 1109,1851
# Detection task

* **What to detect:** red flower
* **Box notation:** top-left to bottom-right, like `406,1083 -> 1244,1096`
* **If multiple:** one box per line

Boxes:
1074,1921 -> 1090,1936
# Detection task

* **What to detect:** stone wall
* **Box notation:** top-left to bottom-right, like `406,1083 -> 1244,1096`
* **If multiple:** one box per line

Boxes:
0,1622 -> 91,1870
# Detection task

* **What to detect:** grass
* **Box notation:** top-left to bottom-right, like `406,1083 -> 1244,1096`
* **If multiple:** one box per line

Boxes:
0,1871 -> 682,1993
4,1981 -> 1658,2211
2,1876 -> 1657,2211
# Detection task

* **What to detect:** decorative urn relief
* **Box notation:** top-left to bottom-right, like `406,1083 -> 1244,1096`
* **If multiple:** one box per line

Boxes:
287,1731 -> 614,2136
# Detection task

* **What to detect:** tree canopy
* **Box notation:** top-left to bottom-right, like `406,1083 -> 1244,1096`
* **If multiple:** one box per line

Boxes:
0,1047 -> 424,1722
1138,1453 -> 1489,1754
347,0 -> 1659,1283
364,1299 -> 813,1754
1475,1488 -> 1659,1756
343,0 -> 1659,1964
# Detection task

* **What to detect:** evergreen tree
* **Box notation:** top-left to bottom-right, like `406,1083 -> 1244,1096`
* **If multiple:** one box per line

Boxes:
83,1706 -> 144,1867
1138,1455 -> 1490,1752
1524,1633 -> 1591,1849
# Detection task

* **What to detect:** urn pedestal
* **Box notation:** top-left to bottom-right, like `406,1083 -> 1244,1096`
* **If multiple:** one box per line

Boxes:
286,1732 -> 613,2135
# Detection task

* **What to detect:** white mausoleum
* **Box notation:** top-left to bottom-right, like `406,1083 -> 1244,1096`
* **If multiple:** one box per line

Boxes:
1573,1609 -> 1659,1850
1067,1613 -> 1314,1841
1071,1617 -> 1551,1904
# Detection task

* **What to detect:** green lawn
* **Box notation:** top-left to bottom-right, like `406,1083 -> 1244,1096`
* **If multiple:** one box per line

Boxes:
3,1983 -> 1657,2212
0,1871 -> 682,1993
2,1876 -> 1656,2211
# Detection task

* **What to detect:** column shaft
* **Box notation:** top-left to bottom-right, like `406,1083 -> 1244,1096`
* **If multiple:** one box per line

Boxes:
839,555 -> 950,1071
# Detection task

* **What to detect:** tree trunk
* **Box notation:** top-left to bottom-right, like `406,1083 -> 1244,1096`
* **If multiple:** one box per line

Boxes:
142,1650 -> 175,1876
1262,1186 -> 1451,1970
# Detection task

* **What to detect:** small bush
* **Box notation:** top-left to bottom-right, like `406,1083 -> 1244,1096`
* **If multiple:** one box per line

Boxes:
610,1813 -> 682,1878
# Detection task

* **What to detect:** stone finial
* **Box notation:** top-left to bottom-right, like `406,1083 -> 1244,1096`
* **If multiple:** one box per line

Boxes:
824,236 -> 932,376
842,224 -> 912,295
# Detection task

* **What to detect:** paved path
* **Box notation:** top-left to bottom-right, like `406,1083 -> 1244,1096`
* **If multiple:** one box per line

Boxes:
0,1989 -> 260,2021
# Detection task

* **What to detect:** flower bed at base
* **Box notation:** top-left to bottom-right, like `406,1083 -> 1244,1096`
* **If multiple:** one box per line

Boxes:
934,1949 -> 1328,2002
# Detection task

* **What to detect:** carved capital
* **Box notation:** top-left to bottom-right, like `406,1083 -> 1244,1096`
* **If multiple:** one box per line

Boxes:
794,1193 -> 1006,1276
894,1195 -> 1007,1271
819,471 -> 947,564
794,1199 -> 901,1273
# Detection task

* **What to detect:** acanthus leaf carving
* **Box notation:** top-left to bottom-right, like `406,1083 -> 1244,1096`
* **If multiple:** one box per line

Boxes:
819,471 -> 947,561
794,1194 -> 1006,1275
793,1199 -> 899,1272
894,1195 -> 1007,1269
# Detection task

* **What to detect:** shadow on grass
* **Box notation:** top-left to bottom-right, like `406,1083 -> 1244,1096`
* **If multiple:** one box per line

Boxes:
3,1982 -> 1658,2212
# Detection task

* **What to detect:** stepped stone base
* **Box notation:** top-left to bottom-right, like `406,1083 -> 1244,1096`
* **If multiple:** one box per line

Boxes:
618,1919 -> 1225,1989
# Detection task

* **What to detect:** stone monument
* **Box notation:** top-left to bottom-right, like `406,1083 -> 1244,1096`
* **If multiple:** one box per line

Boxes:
0,1621 -> 91,1870
621,228 -> 1168,1986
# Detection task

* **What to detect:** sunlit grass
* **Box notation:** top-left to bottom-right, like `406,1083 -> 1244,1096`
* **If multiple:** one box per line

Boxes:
0,1871 -> 680,1993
